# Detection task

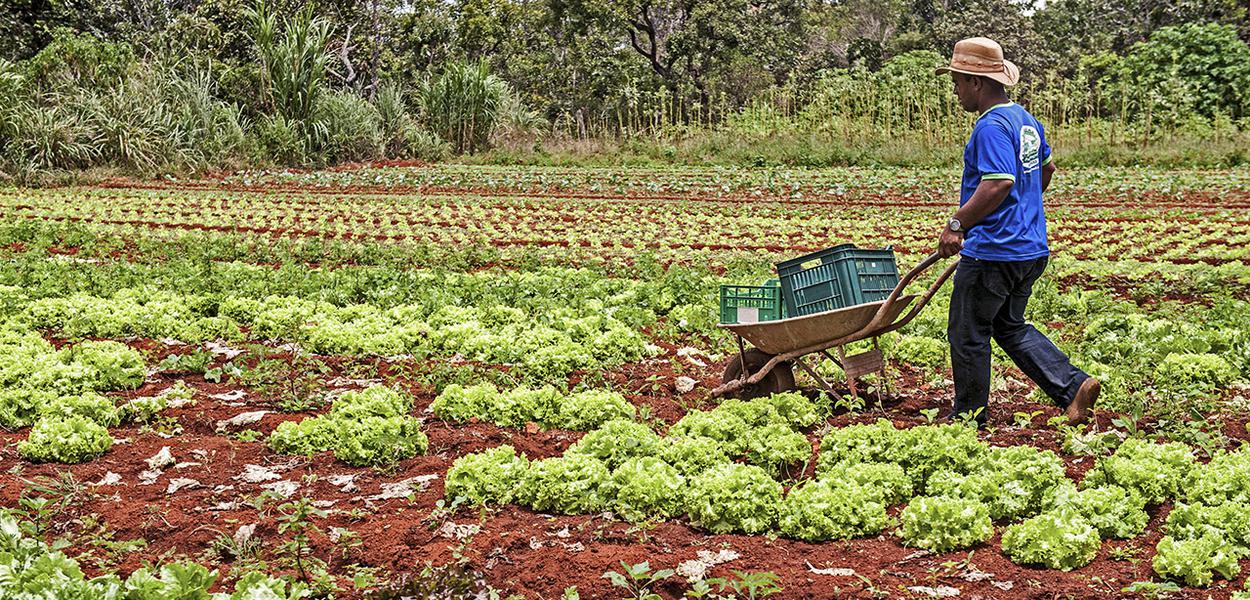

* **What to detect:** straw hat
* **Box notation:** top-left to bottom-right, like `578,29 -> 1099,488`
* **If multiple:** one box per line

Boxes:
934,37 -> 1020,87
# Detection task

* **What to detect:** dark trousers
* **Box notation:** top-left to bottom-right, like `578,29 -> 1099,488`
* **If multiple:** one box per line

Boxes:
947,256 -> 1088,422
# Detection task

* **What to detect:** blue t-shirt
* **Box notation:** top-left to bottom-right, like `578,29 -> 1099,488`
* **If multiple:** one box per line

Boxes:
960,102 -> 1052,261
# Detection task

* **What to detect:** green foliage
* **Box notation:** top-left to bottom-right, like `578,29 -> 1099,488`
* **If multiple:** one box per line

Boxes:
686,463 -> 781,534
567,419 -> 663,470
744,423 -> 810,476
816,420 -> 986,490
899,496 -> 993,552
926,445 -> 1067,521
1164,502 -> 1250,548
1081,438 -> 1196,505
611,457 -> 686,522
817,462 -> 912,506
660,435 -> 732,476
17,416 -> 112,464
22,29 -> 135,92
57,340 -> 146,390
334,415 -> 428,467
516,454 -> 615,514
267,385 -> 428,467
1111,23 -> 1250,120
762,392 -> 822,429
777,480 -> 889,541
668,410 -> 750,456
1153,352 -> 1238,397
1152,533 -> 1242,587
552,389 -> 636,430
445,445 -> 530,505
39,392 -> 120,427
890,335 -> 948,368
1002,511 -> 1101,571
1185,448 -> 1250,505
432,384 -> 635,431
1047,485 -> 1149,539
421,60 -> 507,154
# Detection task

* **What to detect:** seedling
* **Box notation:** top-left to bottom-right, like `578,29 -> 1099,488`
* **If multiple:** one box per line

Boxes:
602,560 -> 674,600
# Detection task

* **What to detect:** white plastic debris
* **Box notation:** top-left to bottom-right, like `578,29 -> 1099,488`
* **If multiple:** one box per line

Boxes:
146,447 -> 175,470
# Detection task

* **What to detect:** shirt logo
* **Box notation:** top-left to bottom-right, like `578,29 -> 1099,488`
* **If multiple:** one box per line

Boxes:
1020,125 -> 1041,172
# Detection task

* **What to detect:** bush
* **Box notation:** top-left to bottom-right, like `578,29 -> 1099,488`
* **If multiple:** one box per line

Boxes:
778,480 -> 889,541
899,496 -> 993,552
1110,23 -> 1250,121
445,445 -> 529,505
1002,511 -> 1101,571
686,463 -> 781,534
311,89 -> 383,164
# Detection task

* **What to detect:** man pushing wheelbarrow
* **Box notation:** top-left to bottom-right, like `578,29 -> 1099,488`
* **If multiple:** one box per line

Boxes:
714,37 -> 1098,428
934,36 -> 1098,426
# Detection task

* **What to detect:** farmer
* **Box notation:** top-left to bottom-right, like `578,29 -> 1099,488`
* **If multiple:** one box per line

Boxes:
934,37 -> 1099,426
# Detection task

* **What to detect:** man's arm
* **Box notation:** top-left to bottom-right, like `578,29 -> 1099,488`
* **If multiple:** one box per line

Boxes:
937,179 -> 1014,258
1041,160 -> 1056,193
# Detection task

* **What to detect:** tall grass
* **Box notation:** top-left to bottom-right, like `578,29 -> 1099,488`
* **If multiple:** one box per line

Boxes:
421,61 -> 506,154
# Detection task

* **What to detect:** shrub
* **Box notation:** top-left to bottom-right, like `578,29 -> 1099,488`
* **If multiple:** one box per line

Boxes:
899,496 -> 993,552
687,463 -> 781,534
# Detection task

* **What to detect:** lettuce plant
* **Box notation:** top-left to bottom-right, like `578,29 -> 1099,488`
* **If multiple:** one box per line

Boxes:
686,463 -> 781,534
334,415 -> 428,467
1001,511 -> 1101,571
778,480 -> 889,541
926,445 -> 1066,521
18,416 -> 112,464
611,456 -> 687,522
516,454 -> 615,514
1184,448 -> 1250,505
818,462 -> 912,506
445,445 -> 529,505
39,392 -> 121,427
1164,501 -> 1250,548
1152,533 -> 1242,587
668,411 -> 749,456
660,435 -> 731,476
1047,484 -> 1149,539
744,423 -> 811,476
899,496 -> 993,552
1081,438 -> 1196,505
567,419 -> 663,469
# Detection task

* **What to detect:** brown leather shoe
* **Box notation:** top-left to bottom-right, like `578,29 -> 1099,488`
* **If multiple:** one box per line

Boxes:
1066,378 -> 1100,425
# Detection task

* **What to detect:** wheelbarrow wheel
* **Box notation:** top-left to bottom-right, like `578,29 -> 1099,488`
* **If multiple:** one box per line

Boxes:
721,349 -> 796,400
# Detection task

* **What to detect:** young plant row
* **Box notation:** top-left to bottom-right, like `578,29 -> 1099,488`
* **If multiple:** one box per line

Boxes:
445,409 -> 1250,587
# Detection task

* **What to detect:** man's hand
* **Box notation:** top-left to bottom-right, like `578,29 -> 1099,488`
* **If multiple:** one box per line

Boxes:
938,227 -> 964,258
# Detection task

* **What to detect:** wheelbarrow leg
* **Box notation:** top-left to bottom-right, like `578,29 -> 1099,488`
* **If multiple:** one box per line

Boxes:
793,357 -> 838,397
836,347 -> 860,404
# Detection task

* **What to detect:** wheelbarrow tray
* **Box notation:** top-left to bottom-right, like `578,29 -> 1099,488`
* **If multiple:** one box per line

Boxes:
719,295 -> 916,355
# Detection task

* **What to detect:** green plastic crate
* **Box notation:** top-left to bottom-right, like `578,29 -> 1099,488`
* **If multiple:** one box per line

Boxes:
719,283 -> 785,324
775,245 -> 898,317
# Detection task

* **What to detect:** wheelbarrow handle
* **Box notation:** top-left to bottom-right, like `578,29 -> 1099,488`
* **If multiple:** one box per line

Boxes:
863,252 -> 958,334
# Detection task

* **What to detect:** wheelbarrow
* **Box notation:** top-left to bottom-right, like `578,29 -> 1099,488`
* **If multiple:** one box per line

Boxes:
712,253 -> 959,401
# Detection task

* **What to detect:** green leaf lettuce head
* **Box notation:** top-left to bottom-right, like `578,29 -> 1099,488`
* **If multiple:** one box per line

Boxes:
517,454 -> 616,514
899,495 -> 993,552
1046,484 -> 1149,539
333,415 -> 428,467
1152,533 -> 1243,587
611,456 -> 687,522
1001,511 -> 1101,571
778,479 -> 889,541
18,415 -> 112,464
445,445 -> 530,506
1081,438 -> 1196,505
566,419 -> 663,470
687,463 -> 781,535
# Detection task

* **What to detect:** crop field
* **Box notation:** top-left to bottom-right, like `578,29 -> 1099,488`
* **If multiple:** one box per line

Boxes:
0,164 -> 1248,599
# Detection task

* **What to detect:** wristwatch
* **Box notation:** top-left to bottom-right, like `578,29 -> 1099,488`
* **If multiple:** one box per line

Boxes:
947,217 -> 963,233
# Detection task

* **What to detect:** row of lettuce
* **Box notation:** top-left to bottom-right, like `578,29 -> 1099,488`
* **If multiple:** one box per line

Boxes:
441,389 -> 1250,589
